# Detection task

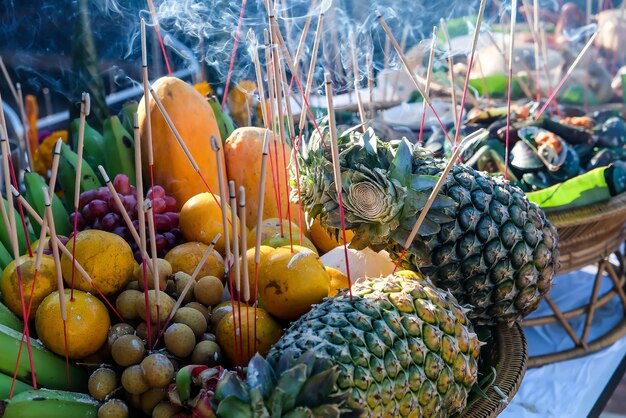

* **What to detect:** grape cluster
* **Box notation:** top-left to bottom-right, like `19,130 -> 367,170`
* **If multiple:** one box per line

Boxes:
70,174 -> 184,261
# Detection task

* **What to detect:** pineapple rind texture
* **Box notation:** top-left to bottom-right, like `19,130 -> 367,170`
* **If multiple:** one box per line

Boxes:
293,124 -> 559,325
267,273 -> 480,418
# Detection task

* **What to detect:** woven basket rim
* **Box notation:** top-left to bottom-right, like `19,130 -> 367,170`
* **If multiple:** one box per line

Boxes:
459,322 -> 527,418
544,192 -> 626,228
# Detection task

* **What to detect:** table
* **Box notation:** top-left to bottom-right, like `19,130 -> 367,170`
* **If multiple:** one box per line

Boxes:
501,265 -> 626,418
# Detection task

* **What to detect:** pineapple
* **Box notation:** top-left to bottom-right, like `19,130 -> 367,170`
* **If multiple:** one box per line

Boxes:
208,273 -> 480,417
293,124 -> 559,324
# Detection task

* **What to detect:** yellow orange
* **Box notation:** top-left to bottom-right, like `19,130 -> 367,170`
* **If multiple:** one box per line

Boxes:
258,246 -> 329,321
179,193 -> 241,255
309,219 -> 354,254
165,242 -> 225,282
36,290 -> 110,359
1,255 -> 57,320
326,267 -> 350,297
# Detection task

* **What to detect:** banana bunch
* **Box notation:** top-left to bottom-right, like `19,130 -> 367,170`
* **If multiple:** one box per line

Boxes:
102,115 -> 135,185
208,95 -> 235,144
23,172 -> 72,237
0,323 -> 88,392
0,199 -> 34,260
0,389 -> 98,418
57,142 -> 102,209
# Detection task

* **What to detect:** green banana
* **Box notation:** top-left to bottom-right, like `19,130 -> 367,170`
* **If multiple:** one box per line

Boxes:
0,240 -> 12,270
23,172 -> 72,237
119,100 -> 138,135
209,96 -> 235,143
69,119 -> 105,172
57,142 -> 102,209
102,116 -> 135,185
0,372 -> 32,400
0,199 -> 33,256
0,323 -> 89,391
0,302 -> 22,333
0,389 -> 98,418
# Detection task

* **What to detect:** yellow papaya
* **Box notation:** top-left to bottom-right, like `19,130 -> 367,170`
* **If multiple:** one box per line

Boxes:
138,77 -> 225,210
224,127 -> 301,231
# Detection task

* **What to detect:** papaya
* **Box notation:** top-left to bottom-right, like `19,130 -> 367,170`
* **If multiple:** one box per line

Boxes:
224,127 -> 301,231
137,77 -> 225,210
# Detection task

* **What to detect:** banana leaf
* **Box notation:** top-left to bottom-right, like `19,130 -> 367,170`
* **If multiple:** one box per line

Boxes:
468,74 -> 528,99
70,0 -> 109,131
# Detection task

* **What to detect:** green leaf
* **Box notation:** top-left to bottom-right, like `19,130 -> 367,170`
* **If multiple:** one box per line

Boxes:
216,395 -> 254,418
283,407 -> 314,418
296,368 -> 340,408
389,139 -> 413,186
274,364 -> 308,412
409,174 -> 440,191
215,372 -> 251,403
247,354 -> 276,400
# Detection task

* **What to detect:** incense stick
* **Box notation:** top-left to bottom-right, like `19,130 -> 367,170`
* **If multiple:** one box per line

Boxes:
505,0 -> 518,180
393,129 -> 488,272
297,7 -> 325,132
533,0 -> 541,103
146,0 -> 173,75
229,180 -> 244,367
377,13 -> 454,147
1,137 -> 36,389
238,186 -> 251,359
350,32 -> 367,130
70,92 -> 90,300
0,57 -> 19,106
222,0 -> 248,110
417,26 -> 438,145
535,31 -> 599,119
324,72 -> 352,299
154,234 -> 220,345
449,0 -> 487,148
43,188 -> 70,389
366,52 -> 374,120
440,18 -> 460,135
210,135 -> 240,366
145,200 -> 160,347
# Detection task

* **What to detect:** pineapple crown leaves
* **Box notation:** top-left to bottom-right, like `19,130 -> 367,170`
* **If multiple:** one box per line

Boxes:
294,122 -> 458,253
212,350 -> 362,418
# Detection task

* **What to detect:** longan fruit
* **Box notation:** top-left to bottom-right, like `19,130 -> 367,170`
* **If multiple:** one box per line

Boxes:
191,341 -> 221,366
152,402 -> 179,418
98,399 -> 128,418
140,388 -> 168,415
184,302 -> 210,323
136,322 -> 158,344
194,276 -> 224,306
116,290 -> 142,320
173,307 -> 207,337
121,364 -> 150,395
112,335 -> 145,366
210,304 -> 234,330
136,290 -> 175,323
200,333 -> 216,342
136,258 -> 173,291
141,353 -> 175,388
88,367 -> 117,401
173,272 -> 195,304
107,323 -> 135,349
125,281 -> 140,291
164,323 -> 195,358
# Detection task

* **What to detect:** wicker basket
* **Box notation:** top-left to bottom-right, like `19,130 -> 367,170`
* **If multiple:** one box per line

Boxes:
460,323 -> 528,418
546,192 -> 626,274
523,192 -> 626,367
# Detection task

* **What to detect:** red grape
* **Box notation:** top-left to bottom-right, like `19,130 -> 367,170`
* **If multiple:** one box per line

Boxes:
155,214 -> 172,232
131,219 -> 140,231
92,219 -> 102,230
95,187 -> 110,201
88,200 -> 109,219
133,250 -> 142,262
152,198 -> 166,214
78,190 -> 98,208
164,212 -> 179,228
155,234 -> 167,251
102,213 -> 121,231
113,174 -> 131,195
147,185 -> 165,199
122,195 -> 137,213
82,204 -> 95,222
164,196 -> 177,212
59,237 -> 69,246
69,211 -> 86,230
162,232 -> 176,248
112,226 -> 129,240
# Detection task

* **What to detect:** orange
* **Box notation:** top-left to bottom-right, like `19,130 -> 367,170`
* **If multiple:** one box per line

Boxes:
216,305 -> 282,366
179,193 -> 241,255
247,218 -> 301,249
60,230 -> 135,295
258,246 -> 330,321
263,233 -> 318,254
36,289 -> 110,359
240,245 -> 275,305
165,242 -> 226,282
309,219 -> 354,254
1,255 -> 57,320
326,266 -> 350,297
